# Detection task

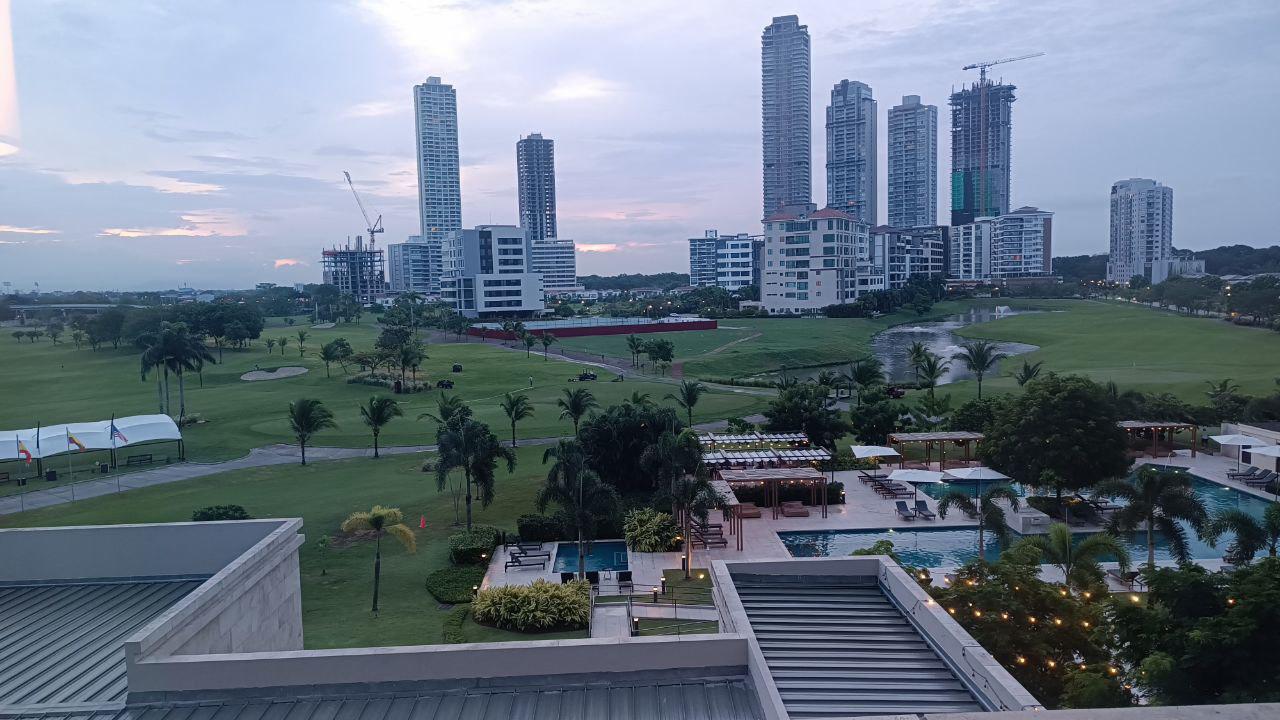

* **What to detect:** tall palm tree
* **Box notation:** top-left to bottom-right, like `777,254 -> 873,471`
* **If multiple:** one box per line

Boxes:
289,398 -> 336,465
642,429 -> 717,579
1203,503 -> 1280,565
1013,360 -> 1043,386
265,338 -> 276,354
906,340 -> 929,383
539,332 -> 557,360
296,329 -> 309,357
538,440 -> 620,580
937,485 -> 1021,560
1205,378 -> 1241,404
500,392 -> 535,447
626,390 -> 654,408
171,324 -> 214,420
340,505 -> 416,612
916,352 -> 951,398
626,334 -> 645,367
138,328 -> 173,416
359,396 -> 402,458
558,387 -> 598,437
318,342 -> 342,377
666,379 -> 705,427
1096,466 -> 1208,570
278,336 -> 289,356
399,341 -> 426,382
954,340 -> 1006,399
419,393 -> 471,427
436,418 -> 516,530
844,356 -> 885,407
1018,522 -> 1131,590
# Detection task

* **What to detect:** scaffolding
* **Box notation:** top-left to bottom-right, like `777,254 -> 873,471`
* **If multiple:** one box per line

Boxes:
321,235 -> 387,304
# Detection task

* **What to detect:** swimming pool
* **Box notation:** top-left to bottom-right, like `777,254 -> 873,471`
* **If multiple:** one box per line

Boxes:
784,473 -> 1272,567
553,540 -> 629,573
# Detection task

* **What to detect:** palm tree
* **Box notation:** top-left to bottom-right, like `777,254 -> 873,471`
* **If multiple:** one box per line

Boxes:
340,505 -> 416,613
666,379 -> 705,427
937,485 -> 1021,560
906,340 -> 929,383
1205,378 -> 1241,404
399,341 -> 426,382
419,393 -> 472,428
1013,360 -> 1043,386
435,418 -> 516,530
500,392 -> 535,447
1096,466 -> 1208,570
1202,503 -> 1280,565
844,357 -> 885,407
359,396 -> 402,458
318,342 -> 342,377
171,324 -> 215,420
70,329 -> 86,349
522,333 -> 538,357
558,387 -> 598,437
296,329 -> 309,357
1018,522 -> 1131,590
916,352 -> 951,398
539,332 -> 557,360
626,334 -> 645,367
538,440 -> 620,580
278,336 -> 289,356
265,338 -> 277,354
626,390 -> 654,408
954,340 -> 1006,399
642,429 -> 717,579
288,398 -> 336,465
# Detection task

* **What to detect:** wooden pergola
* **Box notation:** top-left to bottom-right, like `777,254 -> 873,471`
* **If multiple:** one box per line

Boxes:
710,478 -> 744,551
887,431 -> 984,470
1118,420 -> 1198,458
716,466 -> 829,520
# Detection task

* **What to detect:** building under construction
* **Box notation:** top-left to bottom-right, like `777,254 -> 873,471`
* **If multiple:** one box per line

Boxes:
321,236 -> 387,304
949,79 -> 1016,226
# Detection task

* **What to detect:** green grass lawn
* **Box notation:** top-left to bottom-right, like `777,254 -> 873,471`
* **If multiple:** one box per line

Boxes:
0,319 -> 765,464
0,444 -> 588,648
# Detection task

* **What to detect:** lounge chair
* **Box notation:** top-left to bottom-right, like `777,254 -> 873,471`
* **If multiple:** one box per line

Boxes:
585,571 -> 600,586
1245,471 -> 1278,488
738,502 -> 762,519
513,547 -> 551,560
616,570 -> 634,593
560,572 -> 576,584
780,501 -> 810,518
895,501 -> 917,521
1106,569 -> 1144,591
1228,467 -> 1262,480
505,555 -> 546,571
914,500 -> 937,520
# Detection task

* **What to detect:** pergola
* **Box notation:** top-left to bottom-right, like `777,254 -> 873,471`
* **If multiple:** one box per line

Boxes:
698,432 -> 810,448
716,466 -> 830,520
887,431 -> 984,470
1118,421 -> 1198,458
709,478 -> 745,551
701,448 -> 832,467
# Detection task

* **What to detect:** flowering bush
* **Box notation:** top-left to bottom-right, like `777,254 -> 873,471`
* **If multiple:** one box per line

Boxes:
471,579 -> 591,631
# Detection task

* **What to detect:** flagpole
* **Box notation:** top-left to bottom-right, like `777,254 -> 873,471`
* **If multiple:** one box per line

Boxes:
35,422 -> 43,480
110,413 -> 117,470
66,426 -> 73,483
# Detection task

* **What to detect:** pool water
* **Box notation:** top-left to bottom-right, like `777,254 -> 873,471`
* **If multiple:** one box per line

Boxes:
785,473 -> 1273,567
554,540 -> 629,573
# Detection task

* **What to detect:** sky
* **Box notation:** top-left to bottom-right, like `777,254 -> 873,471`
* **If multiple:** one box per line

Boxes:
0,0 -> 1277,291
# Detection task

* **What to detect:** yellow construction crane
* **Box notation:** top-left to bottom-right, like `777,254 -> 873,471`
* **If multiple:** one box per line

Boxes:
343,170 -> 384,249
963,52 -> 1045,84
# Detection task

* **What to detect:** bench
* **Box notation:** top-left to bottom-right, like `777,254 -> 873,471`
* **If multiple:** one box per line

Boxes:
505,555 -> 546,571
125,454 -> 154,467
0,472 -> 8,485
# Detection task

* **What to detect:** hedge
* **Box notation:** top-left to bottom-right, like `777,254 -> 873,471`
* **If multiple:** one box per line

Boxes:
442,605 -> 469,644
623,508 -> 680,552
471,579 -> 591,632
191,504 -> 251,521
425,566 -> 486,604
448,525 -> 500,565
517,514 -> 565,542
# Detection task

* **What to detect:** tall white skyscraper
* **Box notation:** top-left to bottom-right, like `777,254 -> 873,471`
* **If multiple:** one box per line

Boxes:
517,133 -> 557,244
413,77 -> 461,292
1107,178 -> 1174,284
761,15 -> 811,218
887,95 -> 937,228
826,80 -> 876,225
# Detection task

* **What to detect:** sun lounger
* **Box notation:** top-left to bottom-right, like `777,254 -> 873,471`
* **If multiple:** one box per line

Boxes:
738,502 -> 762,519
914,500 -> 936,520
780,502 -> 810,518
513,548 -> 551,560
896,501 -> 917,521
585,571 -> 600,586
1245,471 -> 1278,488
1106,569 -> 1144,590
616,570 -> 634,593
1228,467 -> 1262,480
505,555 -> 546,571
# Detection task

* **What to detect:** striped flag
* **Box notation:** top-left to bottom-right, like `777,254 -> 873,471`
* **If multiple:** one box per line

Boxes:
16,438 -> 31,465
67,430 -> 87,452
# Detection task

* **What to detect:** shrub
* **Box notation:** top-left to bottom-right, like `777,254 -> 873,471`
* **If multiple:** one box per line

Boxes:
448,525 -> 500,565
424,566 -> 486,603
623,508 -> 680,552
517,513 -> 565,542
471,579 -> 591,632
442,605 -> 468,643
191,504 -> 251,521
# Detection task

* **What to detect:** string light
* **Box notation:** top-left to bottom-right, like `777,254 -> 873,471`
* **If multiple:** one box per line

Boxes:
1046,660 -> 1057,668
1129,594 -> 1141,603
1028,616 -> 1037,624
1108,667 -> 1119,676
1015,656 -> 1027,665
1053,618 -> 1063,626
1000,612 -> 1010,620
1227,598 -> 1237,606
973,610 -> 982,618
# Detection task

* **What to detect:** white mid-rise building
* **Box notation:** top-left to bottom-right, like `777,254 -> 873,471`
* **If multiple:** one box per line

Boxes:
531,238 -> 579,294
876,225 -> 947,288
387,236 -> 442,295
689,230 -> 762,291
440,225 -> 545,318
761,204 -> 885,315
1107,178 -> 1174,284
949,207 -> 1053,282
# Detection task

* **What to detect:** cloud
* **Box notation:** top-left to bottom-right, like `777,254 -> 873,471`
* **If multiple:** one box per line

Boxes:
99,212 -> 247,239
542,72 -> 622,102
315,144 -> 383,158
0,224 -> 58,234
175,258 -> 195,265
273,258 -> 303,268
343,100 -> 398,118
143,126 -> 250,143
577,243 -> 619,253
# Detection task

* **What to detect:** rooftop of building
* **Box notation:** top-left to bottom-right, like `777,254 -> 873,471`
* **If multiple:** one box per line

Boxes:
762,207 -> 859,223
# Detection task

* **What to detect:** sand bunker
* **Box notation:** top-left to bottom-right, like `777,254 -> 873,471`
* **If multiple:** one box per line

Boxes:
311,322 -> 336,329
241,366 -> 309,382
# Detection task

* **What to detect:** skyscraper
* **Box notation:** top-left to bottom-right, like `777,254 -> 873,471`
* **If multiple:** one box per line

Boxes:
949,81 -> 1016,226
887,95 -> 937,228
516,133 -> 557,244
825,80 -> 877,224
414,76 -> 461,292
761,15 -> 811,218
1107,178 -> 1174,284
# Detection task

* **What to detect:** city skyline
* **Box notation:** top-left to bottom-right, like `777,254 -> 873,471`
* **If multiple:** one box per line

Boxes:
0,1 -> 1277,289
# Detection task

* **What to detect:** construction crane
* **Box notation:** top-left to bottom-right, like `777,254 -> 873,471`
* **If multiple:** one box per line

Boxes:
343,170 -> 383,250
962,52 -> 1044,84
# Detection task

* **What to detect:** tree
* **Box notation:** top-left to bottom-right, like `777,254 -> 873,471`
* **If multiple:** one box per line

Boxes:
645,338 -> 675,374
296,329 -> 309,357
916,352 -> 950,397
955,340 -> 1006,399
951,397 -> 1001,434
906,340 -> 929,383
70,329 -> 86,349
625,334 -> 644,367
340,505 -> 416,613
288,398 -> 336,465
557,387 -> 598,436
522,332 -> 537,357
435,418 -> 516,530
1202,502 -> 1280,566
1018,523 -> 1131,590
844,356 -> 885,407
642,429 -> 717,579
579,402 -> 683,493
278,336 -> 289,355
46,322 -> 63,344
1096,466 -> 1207,570
763,382 -> 852,450
981,374 -> 1130,510
138,321 -> 214,420
1014,360 -> 1044,386
420,393 -> 472,427
11,330 -> 22,343
500,392 -> 535,447
538,332 -> 557,359
626,390 -> 654,408
849,387 -> 903,444
398,340 -> 426,381
265,338 -> 276,354
538,440 -> 620,580
666,379 -> 705,427
937,485 -> 1021,558
318,340 -> 347,377
359,396 -> 402,458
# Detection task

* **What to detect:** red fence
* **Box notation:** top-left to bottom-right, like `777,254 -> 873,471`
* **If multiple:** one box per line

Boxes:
469,319 -> 718,340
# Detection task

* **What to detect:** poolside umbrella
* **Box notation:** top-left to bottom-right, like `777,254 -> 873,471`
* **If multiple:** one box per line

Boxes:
944,466 -> 1011,498
1210,434 -> 1269,471
1246,446 -> 1280,457
890,469 -> 945,501
851,445 -> 900,460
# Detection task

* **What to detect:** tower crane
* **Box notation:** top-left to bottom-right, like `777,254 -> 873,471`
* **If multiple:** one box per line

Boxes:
962,52 -> 1044,84
343,170 -> 383,250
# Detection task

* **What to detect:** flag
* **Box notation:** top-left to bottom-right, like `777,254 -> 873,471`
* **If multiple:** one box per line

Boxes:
110,422 -> 128,445
67,430 -> 87,452
16,438 -> 32,465
420,515 -> 427,529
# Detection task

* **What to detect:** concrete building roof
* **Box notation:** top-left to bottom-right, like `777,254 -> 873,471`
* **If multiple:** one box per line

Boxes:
0,578 -> 203,705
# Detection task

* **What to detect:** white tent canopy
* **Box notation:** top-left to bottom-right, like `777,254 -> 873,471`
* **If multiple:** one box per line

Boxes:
944,467 -> 1011,482
1246,446 -> 1280,458
889,469 -> 946,484
0,414 -> 181,461
1210,434 -> 1268,447
850,445 -> 901,459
